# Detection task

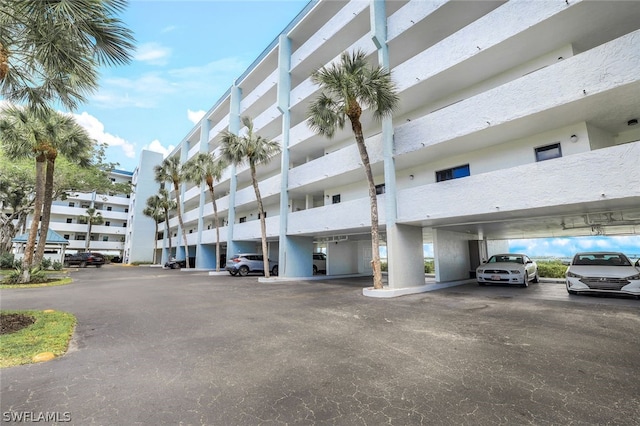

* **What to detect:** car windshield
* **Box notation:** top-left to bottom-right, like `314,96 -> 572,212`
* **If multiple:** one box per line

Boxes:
573,254 -> 631,266
487,255 -> 524,264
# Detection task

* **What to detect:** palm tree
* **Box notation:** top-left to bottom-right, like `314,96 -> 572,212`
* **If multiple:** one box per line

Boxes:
307,49 -> 399,289
154,156 -> 190,268
81,207 -> 104,251
184,152 -> 227,272
221,116 -> 281,277
142,194 -> 166,264
0,0 -> 135,112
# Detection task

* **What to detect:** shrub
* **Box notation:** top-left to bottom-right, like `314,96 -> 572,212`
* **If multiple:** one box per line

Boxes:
40,258 -> 52,270
52,261 -> 63,271
424,260 -> 434,274
0,253 -> 15,269
3,266 -> 48,285
537,261 -> 568,279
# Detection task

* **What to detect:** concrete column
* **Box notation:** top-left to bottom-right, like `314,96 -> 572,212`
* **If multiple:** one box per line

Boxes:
276,34 -> 296,276
433,228 -> 472,282
386,224 -> 424,289
226,85 -> 242,258
196,119 -> 211,269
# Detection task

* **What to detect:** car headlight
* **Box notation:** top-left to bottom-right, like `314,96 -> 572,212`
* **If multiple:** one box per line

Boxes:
625,273 -> 640,280
567,271 -> 582,278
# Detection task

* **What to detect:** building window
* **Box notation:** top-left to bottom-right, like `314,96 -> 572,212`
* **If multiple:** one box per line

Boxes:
124,208 -> 129,213
68,202 -> 75,207
239,216 -> 247,223
105,221 -> 110,226
106,206 -> 112,211
66,218 -> 72,224
102,236 -> 109,242
375,184 -> 385,195
436,164 -> 470,182
81,204 -> 89,208
76,235 -> 86,241
535,143 -> 562,162
332,194 -> 341,204
63,234 -> 70,240
122,222 -> 127,227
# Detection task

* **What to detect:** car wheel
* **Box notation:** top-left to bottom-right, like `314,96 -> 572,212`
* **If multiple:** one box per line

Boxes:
313,265 -> 318,275
238,266 -> 249,276
271,265 -> 278,276
229,271 -> 237,276
521,275 -> 529,288
80,261 -> 87,268
532,272 -> 539,283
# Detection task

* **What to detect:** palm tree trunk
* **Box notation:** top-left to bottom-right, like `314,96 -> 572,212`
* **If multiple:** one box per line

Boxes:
352,121 -> 383,289
250,163 -> 270,278
174,184 -> 190,268
152,221 -> 158,264
86,222 -> 92,251
209,185 -> 221,272
34,155 -> 56,264
22,156 -> 46,282
164,208 -> 172,258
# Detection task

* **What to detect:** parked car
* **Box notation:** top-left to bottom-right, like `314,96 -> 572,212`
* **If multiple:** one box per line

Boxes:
313,252 -> 326,275
476,253 -> 538,287
64,252 -> 105,268
164,258 -> 187,269
226,253 -> 278,277
566,252 -> 640,298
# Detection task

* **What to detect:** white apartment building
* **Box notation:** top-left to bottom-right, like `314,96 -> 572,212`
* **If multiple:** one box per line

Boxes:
47,169 -> 133,257
141,0 -> 640,294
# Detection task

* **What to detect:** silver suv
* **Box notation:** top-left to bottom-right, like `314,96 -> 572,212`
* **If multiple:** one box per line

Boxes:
225,253 -> 278,277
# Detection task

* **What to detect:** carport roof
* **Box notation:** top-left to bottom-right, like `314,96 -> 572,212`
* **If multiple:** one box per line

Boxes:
13,229 -> 70,245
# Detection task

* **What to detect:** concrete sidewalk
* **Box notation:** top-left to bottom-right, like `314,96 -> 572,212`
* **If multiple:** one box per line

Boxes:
1,266 -> 639,425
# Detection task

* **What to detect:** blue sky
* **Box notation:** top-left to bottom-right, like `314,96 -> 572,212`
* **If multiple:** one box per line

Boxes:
73,0 -> 309,171
67,0 -> 638,259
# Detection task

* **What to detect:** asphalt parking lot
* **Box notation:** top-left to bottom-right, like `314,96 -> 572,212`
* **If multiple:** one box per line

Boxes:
1,266 -> 639,425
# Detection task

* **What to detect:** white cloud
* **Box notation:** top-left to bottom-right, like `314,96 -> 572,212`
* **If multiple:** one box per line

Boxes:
143,139 -> 175,158
73,112 -> 136,159
188,109 -> 206,124
135,42 -> 172,66
93,73 -> 176,109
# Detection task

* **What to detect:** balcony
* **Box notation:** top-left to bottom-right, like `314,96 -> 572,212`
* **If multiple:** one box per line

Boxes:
288,195 -> 386,237
233,216 -> 280,241
397,141 -> 640,227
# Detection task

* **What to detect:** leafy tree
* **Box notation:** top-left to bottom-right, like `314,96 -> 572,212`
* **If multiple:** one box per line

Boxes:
221,116 -> 281,277
307,49 -> 399,289
184,152 -> 227,272
154,157 -> 190,267
142,194 -> 166,264
81,207 -> 103,251
0,153 -> 35,253
0,105 -> 94,277
0,0 -> 135,112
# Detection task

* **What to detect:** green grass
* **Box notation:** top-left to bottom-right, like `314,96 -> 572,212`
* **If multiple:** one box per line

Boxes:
0,276 -> 72,289
0,310 -> 76,368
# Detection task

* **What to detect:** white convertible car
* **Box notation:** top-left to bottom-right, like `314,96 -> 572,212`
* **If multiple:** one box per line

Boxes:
566,252 -> 640,298
476,253 -> 539,287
